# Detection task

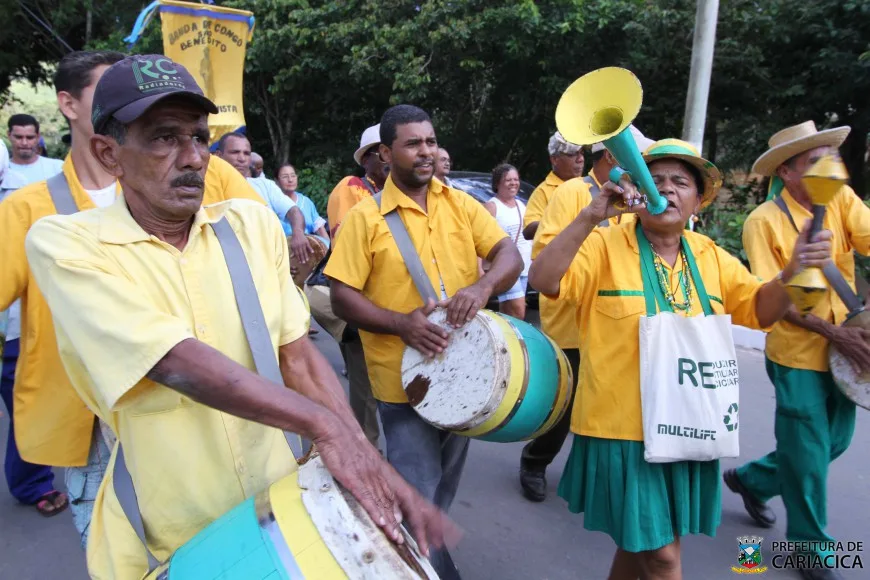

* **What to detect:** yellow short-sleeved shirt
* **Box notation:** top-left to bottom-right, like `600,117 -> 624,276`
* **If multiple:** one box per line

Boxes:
523,171 -> 564,228
0,154 -> 263,467
532,177 -> 593,349
324,176 -> 508,402
743,186 -> 870,371
557,222 -> 765,441
25,197 -> 308,579
327,175 -> 375,237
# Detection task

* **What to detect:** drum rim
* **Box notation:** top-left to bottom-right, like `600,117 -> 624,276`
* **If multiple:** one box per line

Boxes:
829,311 -> 870,411
526,336 -> 573,440
402,309 -> 512,429
460,312 -> 530,438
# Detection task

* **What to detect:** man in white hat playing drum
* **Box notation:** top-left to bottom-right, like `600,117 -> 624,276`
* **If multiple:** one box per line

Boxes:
724,121 -> 870,580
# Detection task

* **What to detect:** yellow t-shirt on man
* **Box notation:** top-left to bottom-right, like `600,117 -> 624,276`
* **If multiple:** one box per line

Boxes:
325,176 -> 507,403
743,185 -> 870,371
25,198 -> 307,579
0,155 -> 264,467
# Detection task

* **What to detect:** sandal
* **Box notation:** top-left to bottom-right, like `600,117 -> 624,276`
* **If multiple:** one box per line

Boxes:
34,490 -> 69,517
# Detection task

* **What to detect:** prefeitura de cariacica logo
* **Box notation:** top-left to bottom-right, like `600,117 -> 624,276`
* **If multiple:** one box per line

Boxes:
732,536 -> 769,574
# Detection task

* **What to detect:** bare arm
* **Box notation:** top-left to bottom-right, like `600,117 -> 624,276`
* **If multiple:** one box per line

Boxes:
278,336 -> 361,436
287,206 -> 313,264
285,205 -> 306,234
146,337 -> 452,553
522,221 -> 538,240
528,209 -> 597,296
147,338 -> 333,439
484,200 -> 497,217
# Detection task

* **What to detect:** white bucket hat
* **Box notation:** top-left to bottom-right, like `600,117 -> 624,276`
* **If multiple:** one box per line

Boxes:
353,124 -> 381,166
752,121 -> 850,176
591,125 -> 654,154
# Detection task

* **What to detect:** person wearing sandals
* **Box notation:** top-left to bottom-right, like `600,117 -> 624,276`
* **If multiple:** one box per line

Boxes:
485,163 -> 532,320
529,139 -> 833,579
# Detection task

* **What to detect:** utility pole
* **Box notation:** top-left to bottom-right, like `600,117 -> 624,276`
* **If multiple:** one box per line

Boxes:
682,0 -> 719,154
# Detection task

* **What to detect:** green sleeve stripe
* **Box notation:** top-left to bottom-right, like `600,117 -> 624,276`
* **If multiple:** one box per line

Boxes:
597,290 -> 645,297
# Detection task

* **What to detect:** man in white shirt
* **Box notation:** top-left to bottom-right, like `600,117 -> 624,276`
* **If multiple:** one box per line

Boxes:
6,114 -> 65,184
217,132 -> 313,263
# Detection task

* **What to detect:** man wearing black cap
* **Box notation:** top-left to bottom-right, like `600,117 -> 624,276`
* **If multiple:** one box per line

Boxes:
0,51 -> 270,546
23,55 -> 450,577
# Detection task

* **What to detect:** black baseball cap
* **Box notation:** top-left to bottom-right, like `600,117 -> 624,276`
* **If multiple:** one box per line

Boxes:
91,54 -> 218,134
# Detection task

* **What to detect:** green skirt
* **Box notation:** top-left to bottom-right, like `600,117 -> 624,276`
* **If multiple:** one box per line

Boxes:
558,435 -> 722,553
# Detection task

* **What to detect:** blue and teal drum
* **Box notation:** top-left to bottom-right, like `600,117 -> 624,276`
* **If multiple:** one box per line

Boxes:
401,309 -> 572,442
148,457 -> 438,579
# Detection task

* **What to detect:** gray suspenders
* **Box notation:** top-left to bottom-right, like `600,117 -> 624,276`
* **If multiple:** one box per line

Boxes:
372,193 -> 439,303
583,175 -> 609,228
110,217 -> 308,573
772,195 -> 864,313
46,172 -> 79,215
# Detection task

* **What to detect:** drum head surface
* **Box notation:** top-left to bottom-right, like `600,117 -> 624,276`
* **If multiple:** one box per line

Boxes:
830,310 -> 870,411
401,309 -> 510,430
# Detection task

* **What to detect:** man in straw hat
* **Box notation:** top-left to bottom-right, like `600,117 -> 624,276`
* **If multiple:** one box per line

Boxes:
522,130 -> 585,240
725,121 -> 870,580
517,125 -> 653,502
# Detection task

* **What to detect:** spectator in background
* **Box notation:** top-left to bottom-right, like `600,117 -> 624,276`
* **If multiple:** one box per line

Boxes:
1,140 -> 26,196
522,131 -> 584,240
251,151 -> 264,178
326,124 -> 389,238
434,147 -> 453,187
216,132 -> 311,263
276,163 -> 329,246
485,163 -> 532,320
7,114 -> 64,184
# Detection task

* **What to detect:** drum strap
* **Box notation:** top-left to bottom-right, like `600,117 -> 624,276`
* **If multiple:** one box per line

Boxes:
112,216 -> 308,573
773,196 -> 864,313
583,175 -> 609,228
373,192 -> 439,303
46,172 -> 80,215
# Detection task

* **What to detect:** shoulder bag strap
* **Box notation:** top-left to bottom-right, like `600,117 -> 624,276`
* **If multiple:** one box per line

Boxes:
373,193 -> 439,303
113,217 -> 307,573
636,226 -> 670,316
772,196 -> 864,313
46,172 -> 79,215
358,175 -> 378,196
680,237 -> 714,316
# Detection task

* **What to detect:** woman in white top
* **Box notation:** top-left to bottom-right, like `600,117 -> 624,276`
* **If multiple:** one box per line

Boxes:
485,163 -> 532,320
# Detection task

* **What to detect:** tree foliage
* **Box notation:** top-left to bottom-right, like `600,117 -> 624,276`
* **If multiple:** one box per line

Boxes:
2,0 -> 868,199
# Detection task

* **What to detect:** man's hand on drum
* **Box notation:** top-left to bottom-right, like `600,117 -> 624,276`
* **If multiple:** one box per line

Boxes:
290,231 -> 314,264
439,282 -> 490,328
583,174 -> 647,224
829,325 -> 870,374
314,414 -> 458,556
397,299 -> 450,358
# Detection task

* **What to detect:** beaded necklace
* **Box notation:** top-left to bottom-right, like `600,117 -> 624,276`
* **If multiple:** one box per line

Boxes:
650,244 -> 693,311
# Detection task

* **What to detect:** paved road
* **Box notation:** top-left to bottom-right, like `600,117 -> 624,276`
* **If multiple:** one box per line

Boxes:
1,324 -> 867,579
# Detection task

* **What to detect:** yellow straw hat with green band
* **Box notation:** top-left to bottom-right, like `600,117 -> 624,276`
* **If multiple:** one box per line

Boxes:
642,138 -> 723,208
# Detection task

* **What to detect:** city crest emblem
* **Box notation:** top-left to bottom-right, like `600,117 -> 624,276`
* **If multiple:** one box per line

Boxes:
731,535 -> 768,574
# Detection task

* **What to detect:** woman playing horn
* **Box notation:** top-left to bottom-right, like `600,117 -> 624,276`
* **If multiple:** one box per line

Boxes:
529,139 -> 832,579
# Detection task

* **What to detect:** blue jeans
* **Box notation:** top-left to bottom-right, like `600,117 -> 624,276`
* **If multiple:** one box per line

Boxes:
65,420 -> 111,550
1,339 -> 56,504
378,402 -> 469,579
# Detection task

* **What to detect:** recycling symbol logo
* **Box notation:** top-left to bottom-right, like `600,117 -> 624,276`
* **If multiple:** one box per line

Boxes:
723,402 -> 738,432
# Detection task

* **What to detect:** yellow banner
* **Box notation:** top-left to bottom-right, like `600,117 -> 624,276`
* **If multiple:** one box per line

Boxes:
159,0 -> 254,144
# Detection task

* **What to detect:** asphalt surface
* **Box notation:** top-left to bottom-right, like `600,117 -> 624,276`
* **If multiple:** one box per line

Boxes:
1,319 -> 867,580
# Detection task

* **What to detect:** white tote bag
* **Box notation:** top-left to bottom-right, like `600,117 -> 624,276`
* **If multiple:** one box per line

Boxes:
639,312 -> 740,462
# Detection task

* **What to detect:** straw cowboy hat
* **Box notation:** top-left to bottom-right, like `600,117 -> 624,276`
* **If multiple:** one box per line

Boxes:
751,121 -> 850,176
642,138 -> 723,209
353,124 -> 381,166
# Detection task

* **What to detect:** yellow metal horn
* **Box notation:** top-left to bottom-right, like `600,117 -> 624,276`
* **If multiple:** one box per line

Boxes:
555,68 -> 667,215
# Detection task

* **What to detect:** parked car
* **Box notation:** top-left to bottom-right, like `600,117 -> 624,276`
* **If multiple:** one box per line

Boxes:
447,171 -> 538,310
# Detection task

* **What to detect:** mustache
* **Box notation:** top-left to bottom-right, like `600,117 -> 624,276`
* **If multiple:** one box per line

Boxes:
171,172 -> 205,189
